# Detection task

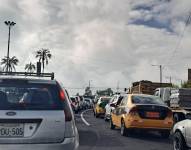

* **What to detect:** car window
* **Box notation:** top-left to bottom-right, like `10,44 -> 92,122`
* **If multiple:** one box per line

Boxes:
70,97 -> 76,102
0,82 -> 64,110
132,95 -> 165,105
120,96 -> 128,106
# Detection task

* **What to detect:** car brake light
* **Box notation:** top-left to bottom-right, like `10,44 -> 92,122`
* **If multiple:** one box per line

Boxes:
129,107 -> 138,116
167,110 -> 173,118
60,90 -> 65,101
58,88 -> 72,121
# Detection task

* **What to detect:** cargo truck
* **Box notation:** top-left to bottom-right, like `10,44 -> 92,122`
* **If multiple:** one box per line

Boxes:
130,80 -> 172,95
155,88 -> 191,123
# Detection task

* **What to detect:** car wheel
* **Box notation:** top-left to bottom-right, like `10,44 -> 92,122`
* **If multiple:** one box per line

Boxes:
121,120 -> 128,136
173,131 -> 187,150
110,118 -> 115,130
160,131 -> 170,138
95,111 -> 99,118
104,115 -> 108,122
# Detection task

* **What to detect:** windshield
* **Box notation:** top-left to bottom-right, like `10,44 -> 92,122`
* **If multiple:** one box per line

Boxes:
98,97 -> 111,104
132,95 -> 165,105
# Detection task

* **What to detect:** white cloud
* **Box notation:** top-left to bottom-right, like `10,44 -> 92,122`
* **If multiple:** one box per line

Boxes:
0,0 -> 190,95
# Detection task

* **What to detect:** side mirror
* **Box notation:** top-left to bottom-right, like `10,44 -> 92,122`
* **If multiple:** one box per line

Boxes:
110,103 -> 116,107
186,114 -> 191,119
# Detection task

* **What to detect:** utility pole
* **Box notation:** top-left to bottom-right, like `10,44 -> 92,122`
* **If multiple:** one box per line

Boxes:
89,80 -> 91,88
160,65 -> 162,83
152,64 -> 163,83
165,76 -> 172,83
4,21 -> 16,72
116,81 -> 119,93
89,80 -> 92,89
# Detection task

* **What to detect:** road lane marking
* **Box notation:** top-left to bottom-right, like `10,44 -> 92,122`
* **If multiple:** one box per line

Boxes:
81,109 -> 92,126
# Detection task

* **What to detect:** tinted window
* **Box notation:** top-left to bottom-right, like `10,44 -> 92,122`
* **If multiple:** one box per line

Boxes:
0,82 -> 64,110
70,97 -> 76,102
132,95 -> 165,105
97,97 -> 111,105
100,97 -> 111,103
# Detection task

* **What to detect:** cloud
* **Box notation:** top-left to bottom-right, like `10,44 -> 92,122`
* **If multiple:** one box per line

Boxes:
0,0 -> 190,95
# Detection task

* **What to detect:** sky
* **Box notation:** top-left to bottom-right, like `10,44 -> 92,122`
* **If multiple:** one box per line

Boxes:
0,0 -> 191,95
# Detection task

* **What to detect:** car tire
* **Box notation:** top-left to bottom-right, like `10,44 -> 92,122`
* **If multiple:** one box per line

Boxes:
160,130 -> 170,138
104,115 -> 108,122
95,111 -> 99,118
110,118 -> 115,130
173,131 -> 187,150
121,120 -> 128,136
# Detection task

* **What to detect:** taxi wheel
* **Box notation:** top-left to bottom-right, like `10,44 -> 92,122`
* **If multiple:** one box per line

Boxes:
120,120 -> 128,136
110,118 -> 115,130
173,132 -> 187,150
95,112 -> 99,118
160,131 -> 170,138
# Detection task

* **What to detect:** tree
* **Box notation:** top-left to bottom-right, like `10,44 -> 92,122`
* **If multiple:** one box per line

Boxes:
181,81 -> 191,88
84,87 -> 92,96
35,48 -> 52,72
25,62 -> 36,73
96,88 -> 113,96
1,56 -> 19,72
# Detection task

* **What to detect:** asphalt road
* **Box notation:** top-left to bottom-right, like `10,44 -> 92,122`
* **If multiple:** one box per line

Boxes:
75,109 -> 173,150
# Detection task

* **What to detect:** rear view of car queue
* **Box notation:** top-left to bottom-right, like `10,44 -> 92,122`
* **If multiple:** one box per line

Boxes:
70,96 -> 93,114
93,94 -> 173,138
92,91 -> 191,150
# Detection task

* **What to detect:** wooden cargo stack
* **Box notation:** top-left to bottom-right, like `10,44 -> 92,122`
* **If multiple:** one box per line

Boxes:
170,88 -> 191,108
130,80 -> 172,95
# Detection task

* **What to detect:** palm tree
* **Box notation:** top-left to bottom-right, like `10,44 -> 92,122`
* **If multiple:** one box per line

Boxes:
25,62 -> 36,73
1,56 -> 19,72
35,48 -> 52,72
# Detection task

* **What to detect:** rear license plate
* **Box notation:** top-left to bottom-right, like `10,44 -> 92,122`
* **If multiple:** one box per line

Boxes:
146,112 -> 159,118
0,124 -> 24,137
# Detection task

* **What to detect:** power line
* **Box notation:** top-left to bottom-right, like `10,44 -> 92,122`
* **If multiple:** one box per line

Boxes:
167,11 -> 191,66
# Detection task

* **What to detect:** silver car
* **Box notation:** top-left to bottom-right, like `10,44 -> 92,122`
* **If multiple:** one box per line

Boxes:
173,114 -> 191,150
0,78 -> 79,150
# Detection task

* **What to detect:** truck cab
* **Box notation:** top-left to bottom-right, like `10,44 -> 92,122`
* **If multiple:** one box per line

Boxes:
154,87 -> 173,106
155,87 -> 191,123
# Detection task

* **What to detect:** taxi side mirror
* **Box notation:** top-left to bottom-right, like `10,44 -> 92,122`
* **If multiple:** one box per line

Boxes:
110,103 -> 116,107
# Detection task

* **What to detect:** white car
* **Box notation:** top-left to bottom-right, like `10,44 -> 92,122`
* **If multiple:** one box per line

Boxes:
0,76 -> 79,150
173,114 -> 191,150
104,95 -> 123,121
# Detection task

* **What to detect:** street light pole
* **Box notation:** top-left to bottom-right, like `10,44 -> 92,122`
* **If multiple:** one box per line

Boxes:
4,21 -> 16,72
152,64 -> 163,83
89,80 -> 93,89
160,65 -> 162,83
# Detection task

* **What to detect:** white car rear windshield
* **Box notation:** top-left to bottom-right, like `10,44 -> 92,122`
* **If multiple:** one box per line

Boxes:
0,82 -> 64,110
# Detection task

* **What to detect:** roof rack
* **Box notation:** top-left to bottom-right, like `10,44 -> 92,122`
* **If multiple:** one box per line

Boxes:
0,72 -> 55,80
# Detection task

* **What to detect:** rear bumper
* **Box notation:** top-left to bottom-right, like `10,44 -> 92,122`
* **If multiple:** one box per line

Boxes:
97,112 -> 105,116
0,137 -> 79,150
124,117 -> 173,130
105,114 -> 111,120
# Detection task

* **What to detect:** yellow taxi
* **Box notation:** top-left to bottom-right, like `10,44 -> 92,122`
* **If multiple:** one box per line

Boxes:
110,94 -> 173,138
94,96 -> 111,118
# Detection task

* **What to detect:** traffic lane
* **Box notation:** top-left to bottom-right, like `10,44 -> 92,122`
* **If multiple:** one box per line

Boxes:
75,110 -> 172,150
